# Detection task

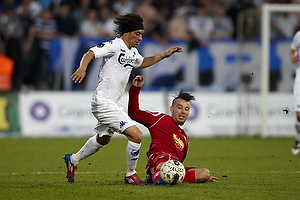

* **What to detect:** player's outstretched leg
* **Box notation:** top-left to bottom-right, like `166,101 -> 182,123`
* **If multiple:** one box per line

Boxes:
292,140 -> 300,155
124,173 -> 146,185
152,168 -> 165,186
293,123 -> 300,155
63,154 -> 77,183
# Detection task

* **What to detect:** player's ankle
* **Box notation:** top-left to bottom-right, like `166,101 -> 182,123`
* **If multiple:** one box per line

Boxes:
152,168 -> 161,182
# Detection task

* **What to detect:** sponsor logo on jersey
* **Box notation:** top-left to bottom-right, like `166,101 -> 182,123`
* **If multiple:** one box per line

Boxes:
118,52 -> 136,68
173,134 -> 184,151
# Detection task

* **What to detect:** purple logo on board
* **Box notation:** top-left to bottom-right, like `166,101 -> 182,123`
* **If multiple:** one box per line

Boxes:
187,102 -> 199,121
30,102 -> 50,121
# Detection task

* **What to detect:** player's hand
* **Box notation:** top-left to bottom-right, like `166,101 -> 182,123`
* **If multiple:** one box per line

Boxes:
71,67 -> 86,83
292,53 -> 300,63
209,176 -> 218,182
164,46 -> 183,58
132,75 -> 144,87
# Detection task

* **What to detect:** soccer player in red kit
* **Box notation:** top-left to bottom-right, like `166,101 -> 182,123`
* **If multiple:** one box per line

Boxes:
128,75 -> 218,185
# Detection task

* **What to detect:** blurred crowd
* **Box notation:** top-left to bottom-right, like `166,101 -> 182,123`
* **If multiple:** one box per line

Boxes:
0,0 -> 300,91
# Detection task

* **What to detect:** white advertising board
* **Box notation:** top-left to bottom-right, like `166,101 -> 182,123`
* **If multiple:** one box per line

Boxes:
18,91 -> 165,137
19,91 -> 94,137
19,91 -> 294,137
179,93 -> 294,137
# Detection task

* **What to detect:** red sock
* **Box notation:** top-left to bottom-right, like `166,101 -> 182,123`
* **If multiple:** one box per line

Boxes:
182,170 -> 195,183
152,168 -> 161,182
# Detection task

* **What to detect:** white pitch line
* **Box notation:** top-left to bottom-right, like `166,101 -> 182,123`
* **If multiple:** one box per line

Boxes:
1,171 -> 144,176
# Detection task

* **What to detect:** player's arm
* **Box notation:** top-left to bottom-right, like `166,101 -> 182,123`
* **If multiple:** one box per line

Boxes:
128,75 -> 145,119
137,46 -> 182,69
128,76 -> 155,126
290,48 -> 299,64
71,50 -> 95,83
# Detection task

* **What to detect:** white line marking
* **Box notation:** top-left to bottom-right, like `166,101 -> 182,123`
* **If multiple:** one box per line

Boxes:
0,171 -> 145,176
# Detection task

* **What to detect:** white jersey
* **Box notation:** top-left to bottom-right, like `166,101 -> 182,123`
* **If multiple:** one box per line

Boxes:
90,37 -> 144,105
291,31 -> 300,52
291,31 -> 300,111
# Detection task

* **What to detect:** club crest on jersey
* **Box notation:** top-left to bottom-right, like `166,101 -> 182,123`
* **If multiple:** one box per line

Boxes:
120,121 -> 128,129
118,53 -> 136,68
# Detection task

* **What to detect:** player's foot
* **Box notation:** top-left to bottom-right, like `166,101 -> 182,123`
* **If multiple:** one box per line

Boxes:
145,174 -> 153,183
292,140 -> 300,155
124,173 -> 146,185
153,178 -> 165,186
63,154 -> 77,183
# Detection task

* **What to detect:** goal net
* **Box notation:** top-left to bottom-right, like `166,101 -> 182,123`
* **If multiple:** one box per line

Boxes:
261,3 -> 300,137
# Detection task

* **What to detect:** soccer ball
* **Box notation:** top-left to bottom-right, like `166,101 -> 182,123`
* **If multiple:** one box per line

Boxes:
160,160 -> 185,185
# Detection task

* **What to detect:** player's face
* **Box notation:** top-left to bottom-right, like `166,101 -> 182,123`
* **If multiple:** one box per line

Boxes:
128,29 -> 144,48
170,99 -> 191,125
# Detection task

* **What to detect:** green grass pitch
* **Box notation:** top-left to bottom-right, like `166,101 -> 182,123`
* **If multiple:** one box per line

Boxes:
0,137 -> 299,200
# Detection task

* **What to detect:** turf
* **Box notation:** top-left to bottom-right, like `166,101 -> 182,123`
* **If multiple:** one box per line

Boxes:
0,137 -> 299,200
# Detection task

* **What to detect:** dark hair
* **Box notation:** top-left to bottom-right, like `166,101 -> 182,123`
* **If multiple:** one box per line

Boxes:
113,13 -> 144,37
172,90 -> 195,106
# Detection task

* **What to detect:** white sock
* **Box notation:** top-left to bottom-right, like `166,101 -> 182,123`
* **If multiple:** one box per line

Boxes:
71,134 -> 104,166
126,140 -> 141,176
296,121 -> 300,141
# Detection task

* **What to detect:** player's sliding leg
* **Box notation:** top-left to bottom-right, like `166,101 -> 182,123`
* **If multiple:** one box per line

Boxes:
152,160 -> 167,186
123,126 -> 145,185
63,134 -> 109,183
152,167 -> 165,186
292,121 -> 300,155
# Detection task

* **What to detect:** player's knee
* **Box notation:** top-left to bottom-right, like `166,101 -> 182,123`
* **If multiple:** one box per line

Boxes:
124,126 -> 143,143
96,135 -> 111,145
132,131 -> 142,143
297,113 -> 300,122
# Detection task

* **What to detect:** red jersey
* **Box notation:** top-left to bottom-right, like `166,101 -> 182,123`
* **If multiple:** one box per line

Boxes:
128,85 -> 190,163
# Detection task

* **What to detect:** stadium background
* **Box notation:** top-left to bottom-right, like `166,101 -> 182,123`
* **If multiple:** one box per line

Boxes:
0,0 -> 299,138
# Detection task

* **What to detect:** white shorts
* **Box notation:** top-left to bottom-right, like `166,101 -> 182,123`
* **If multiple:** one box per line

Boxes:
91,101 -> 136,137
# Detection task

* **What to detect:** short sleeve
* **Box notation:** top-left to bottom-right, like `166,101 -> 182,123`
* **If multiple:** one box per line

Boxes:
132,48 -> 144,68
291,31 -> 300,51
89,41 -> 116,58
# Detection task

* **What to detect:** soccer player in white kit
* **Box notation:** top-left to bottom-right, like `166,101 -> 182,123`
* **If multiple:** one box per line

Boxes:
290,30 -> 300,155
63,13 -> 183,184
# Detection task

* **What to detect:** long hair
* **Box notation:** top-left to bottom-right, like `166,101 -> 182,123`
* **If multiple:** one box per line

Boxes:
113,13 -> 144,37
